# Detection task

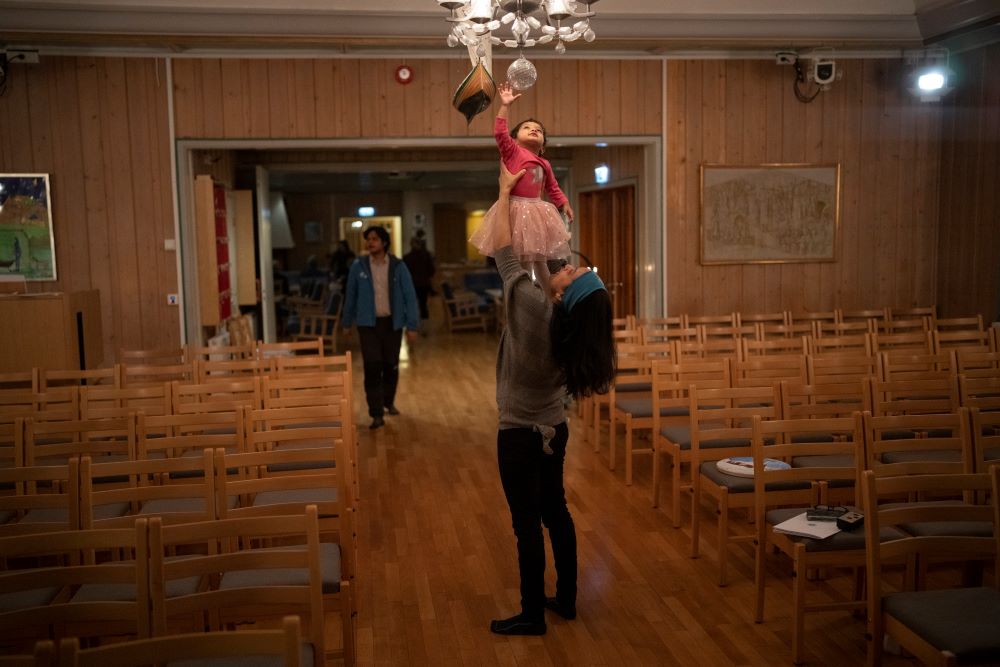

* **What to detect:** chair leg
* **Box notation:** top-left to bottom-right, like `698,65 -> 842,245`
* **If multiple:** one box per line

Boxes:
624,416 -> 633,485
651,444 -> 661,508
609,409 -> 618,471
592,400 -> 602,453
754,529 -> 767,623
690,481 -> 702,559
671,456 -> 683,528
717,491 -> 730,586
792,551 -> 806,665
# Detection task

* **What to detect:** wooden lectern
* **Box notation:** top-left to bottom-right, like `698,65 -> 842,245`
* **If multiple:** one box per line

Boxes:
0,290 -> 103,372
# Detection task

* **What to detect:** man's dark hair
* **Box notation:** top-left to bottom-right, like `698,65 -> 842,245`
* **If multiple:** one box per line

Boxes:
550,289 -> 616,398
363,226 -> 390,251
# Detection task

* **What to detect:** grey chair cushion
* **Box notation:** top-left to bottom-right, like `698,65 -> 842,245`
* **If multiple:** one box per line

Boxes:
615,381 -> 651,393
883,587 -> 1000,662
700,462 -> 811,493
168,641 -> 315,667
766,507 -> 906,551
0,587 -> 59,613
140,498 -> 212,515
658,425 -> 691,449
615,395 -> 688,419
219,542 -> 343,594
252,487 -> 339,508
881,449 -> 962,464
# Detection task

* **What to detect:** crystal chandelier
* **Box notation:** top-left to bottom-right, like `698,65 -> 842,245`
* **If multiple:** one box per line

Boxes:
436,0 -> 599,90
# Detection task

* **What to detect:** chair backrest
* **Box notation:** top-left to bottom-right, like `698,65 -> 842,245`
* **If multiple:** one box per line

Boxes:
25,416 -> 135,466
879,350 -> 955,382
136,409 -> 244,460
274,351 -> 352,378
757,321 -> 815,340
955,349 -> 1000,377
742,335 -> 809,357
689,385 -> 778,464
257,339 -> 324,359
262,372 -> 351,410
868,376 -> 960,416
959,374 -> 1000,412
119,361 -> 194,387
732,354 -> 807,388
0,519 -> 150,642
806,351 -> 878,385
838,307 -> 889,324
148,507 -> 326,661
0,387 -> 80,422
0,369 -> 40,393
737,311 -> 790,326
861,467 -> 998,666
0,459 -> 80,535
79,383 -> 171,419
861,408 -> 973,477
57,615 -> 302,667
752,414 -> 862,510
119,347 -> 187,366
81,451 -> 217,529
39,366 -> 119,391
932,327 -> 993,354
196,357 -> 271,383
808,332 -> 874,356
779,380 -> 870,420
186,343 -> 255,362
675,332 -> 741,360
171,378 -> 261,415
970,407 -> 1000,473
872,330 -> 933,355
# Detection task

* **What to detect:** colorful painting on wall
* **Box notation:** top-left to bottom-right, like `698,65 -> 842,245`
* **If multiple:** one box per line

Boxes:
0,174 -> 56,281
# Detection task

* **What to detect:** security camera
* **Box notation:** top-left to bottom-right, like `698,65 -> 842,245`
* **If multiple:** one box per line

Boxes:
813,59 -> 836,85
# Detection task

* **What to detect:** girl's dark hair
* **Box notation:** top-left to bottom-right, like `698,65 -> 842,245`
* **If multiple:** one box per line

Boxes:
510,118 -> 547,154
550,289 -> 616,399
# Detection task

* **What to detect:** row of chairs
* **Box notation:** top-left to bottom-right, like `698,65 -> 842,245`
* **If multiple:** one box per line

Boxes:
2,403 -> 358,529
0,350 -> 352,392
597,348 -> 1000,485
1,506 -> 352,665
625,304 -> 960,331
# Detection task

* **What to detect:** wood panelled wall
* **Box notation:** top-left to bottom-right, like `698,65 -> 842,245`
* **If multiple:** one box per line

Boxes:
0,57 -> 178,364
4,51 -> 995,368
171,58 -> 663,139
666,58 -> 944,316
937,42 -> 1000,321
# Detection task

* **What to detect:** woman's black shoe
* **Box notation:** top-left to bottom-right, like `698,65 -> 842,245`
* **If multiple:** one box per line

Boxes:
545,597 -> 576,620
489,614 -> 546,635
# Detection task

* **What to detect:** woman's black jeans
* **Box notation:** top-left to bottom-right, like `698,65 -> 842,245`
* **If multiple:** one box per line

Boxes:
496,421 -> 576,621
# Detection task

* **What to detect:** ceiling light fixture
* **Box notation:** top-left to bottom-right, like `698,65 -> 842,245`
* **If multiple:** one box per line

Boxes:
436,0 -> 599,90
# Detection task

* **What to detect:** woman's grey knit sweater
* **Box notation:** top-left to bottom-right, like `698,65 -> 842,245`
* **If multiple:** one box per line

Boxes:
494,245 -> 566,429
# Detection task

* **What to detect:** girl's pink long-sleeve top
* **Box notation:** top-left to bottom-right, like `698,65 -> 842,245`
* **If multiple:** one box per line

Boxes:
495,116 -> 568,209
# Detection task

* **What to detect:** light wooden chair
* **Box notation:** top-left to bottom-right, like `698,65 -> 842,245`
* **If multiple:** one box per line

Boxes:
873,330 -> 934,355
751,414 -> 866,665
0,519 -> 150,649
57,615 -> 304,667
887,305 -> 936,328
608,352 -> 658,479
789,309 -> 837,328
0,415 -> 24,469
118,361 -> 194,387
80,451 -> 217,529
958,374 -> 1000,413
758,321 -> 816,340
196,357 -> 271,384
861,467 -> 999,667
879,350 -> 955,382
0,640 -> 54,667
861,409 -> 973,477
262,372 -> 351,411
79,383 -> 171,419
171,378 -> 261,415
24,415 -> 135,467
806,351 -> 879,385
969,407 -> 1000,474
38,366 -> 119,391
955,349 -> 1000,378
742,335 -> 809,357
136,409 -> 244,460
589,337 -> 647,456
0,459 -> 80,536
650,357 -> 732,521
838,307 -> 889,327
294,314 -> 339,355
815,319 -> 876,337
148,507 -> 340,666
257,338 -> 324,359
440,282 -> 492,333
731,354 -> 808,388
688,384 -> 780,585
868,376 -> 960,417
273,351 -> 353,378
119,347 -> 187,366
932,326 -> 993,355
185,343 -> 255,362
737,311 -> 790,327
780,380 -> 870,420
808,332 -> 874,356
0,368 -> 40,394
674,331 -> 742,359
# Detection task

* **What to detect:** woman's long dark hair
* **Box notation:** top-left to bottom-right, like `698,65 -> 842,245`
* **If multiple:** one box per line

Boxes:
550,289 -> 616,399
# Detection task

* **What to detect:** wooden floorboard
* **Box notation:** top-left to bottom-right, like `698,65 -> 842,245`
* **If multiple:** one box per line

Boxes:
344,314 -> 912,666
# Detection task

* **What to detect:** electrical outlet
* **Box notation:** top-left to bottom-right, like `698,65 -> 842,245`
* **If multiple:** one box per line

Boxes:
164,238 -> 176,251
6,49 -> 40,65
775,51 -> 797,65
167,294 -> 178,306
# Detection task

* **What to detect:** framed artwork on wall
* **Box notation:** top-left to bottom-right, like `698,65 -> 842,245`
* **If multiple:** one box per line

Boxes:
700,164 -> 840,265
0,173 -> 57,280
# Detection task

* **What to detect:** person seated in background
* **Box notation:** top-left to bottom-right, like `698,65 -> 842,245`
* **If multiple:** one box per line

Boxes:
403,235 -> 436,328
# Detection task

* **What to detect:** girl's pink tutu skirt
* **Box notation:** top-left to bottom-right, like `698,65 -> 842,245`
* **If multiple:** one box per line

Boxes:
469,196 -> 570,261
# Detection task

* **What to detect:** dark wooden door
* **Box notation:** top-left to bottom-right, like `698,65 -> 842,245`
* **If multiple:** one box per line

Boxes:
577,185 -> 636,320
433,205 -> 469,264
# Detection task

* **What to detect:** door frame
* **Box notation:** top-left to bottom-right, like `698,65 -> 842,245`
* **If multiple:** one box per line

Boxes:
174,135 -> 664,342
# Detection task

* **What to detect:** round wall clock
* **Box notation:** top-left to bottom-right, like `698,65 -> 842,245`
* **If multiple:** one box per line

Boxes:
395,65 -> 414,85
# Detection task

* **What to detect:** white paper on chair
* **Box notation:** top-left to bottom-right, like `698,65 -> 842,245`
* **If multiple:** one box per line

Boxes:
773,512 -> 841,539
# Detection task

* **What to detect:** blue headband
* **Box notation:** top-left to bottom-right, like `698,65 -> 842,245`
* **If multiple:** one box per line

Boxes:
560,270 -> 606,313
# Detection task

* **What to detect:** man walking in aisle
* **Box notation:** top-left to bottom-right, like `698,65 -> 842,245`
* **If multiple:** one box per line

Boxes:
342,226 -> 420,430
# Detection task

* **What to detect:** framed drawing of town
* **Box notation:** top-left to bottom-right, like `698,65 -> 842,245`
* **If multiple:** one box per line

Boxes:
0,173 -> 57,280
700,163 -> 840,265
